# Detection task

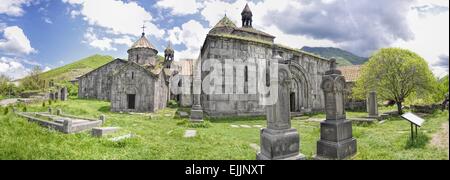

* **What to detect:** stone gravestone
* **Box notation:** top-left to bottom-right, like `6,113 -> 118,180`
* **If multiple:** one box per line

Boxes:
60,87 -> 68,101
257,63 -> 305,160
49,92 -> 55,100
99,114 -> 106,124
367,91 -> 378,118
316,59 -> 357,160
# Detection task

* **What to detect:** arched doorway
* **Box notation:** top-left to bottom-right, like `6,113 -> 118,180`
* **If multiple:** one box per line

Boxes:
289,62 -> 312,113
290,92 -> 296,112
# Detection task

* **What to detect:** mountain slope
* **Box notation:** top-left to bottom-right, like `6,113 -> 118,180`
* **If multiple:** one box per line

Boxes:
38,54 -> 114,82
301,46 -> 368,66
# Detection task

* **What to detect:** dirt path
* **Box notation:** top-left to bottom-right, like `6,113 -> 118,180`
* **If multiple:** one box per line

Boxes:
431,122 -> 449,158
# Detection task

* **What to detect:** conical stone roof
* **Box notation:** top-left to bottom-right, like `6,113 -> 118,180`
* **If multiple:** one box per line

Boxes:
129,33 -> 157,51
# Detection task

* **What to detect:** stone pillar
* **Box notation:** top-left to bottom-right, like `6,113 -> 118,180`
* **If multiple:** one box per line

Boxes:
99,114 -> 106,125
367,91 -> 378,118
190,57 -> 203,122
49,93 -> 54,100
56,109 -> 62,116
315,59 -> 357,160
60,87 -> 68,101
63,119 -> 72,134
257,63 -> 305,160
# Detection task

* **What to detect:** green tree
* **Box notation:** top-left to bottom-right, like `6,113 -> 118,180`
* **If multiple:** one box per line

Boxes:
20,66 -> 44,90
353,48 -> 436,114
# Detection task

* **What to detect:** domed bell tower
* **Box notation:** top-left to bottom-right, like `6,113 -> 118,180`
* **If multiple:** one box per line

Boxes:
241,3 -> 253,28
164,41 -> 175,69
127,25 -> 159,67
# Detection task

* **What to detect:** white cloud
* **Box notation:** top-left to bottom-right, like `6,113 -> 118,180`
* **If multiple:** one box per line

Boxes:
167,20 -> 208,60
43,17 -> 53,24
0,56 -> 30,80
43,66 -> 51,72
83,28 -> 136,51
0,26 -> 36,55
198,0 -> 448,77
155,0 -> 203,15
0,0 -> 32,17
198,0 -> 335,51
62,0 -> 165,38
393,0 -> 449,77
83,28 -> 117,51
113,36 -> 134,47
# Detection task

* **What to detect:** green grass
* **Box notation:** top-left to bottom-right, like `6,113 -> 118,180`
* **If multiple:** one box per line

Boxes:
40,54 -> 114,81
23,55 -> 115,83
0,98 -> 448,160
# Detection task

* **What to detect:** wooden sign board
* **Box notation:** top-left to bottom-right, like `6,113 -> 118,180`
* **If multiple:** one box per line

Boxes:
401,112 -> 425,127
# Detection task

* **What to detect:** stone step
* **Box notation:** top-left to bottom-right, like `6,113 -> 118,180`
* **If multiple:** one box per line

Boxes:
91,127 -> 121,137
184,130 -> 197,138
54,119 -> 90,124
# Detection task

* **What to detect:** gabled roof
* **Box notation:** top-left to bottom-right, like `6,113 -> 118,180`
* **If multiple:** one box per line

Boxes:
113,61 -> 160,79
173,59 -> 193,76
214,15 -> 237,29
338,65 -> 362,82
233,27 -> 275,38
77,58 -> 127,79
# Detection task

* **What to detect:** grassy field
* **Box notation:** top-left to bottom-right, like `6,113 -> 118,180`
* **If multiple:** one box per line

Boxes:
15,55 -> 114,83
0,98 -> 448,160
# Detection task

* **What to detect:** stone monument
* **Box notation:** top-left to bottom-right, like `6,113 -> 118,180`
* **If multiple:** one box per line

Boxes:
190,58 -> 203,122
99,114 -> 106,125
315,58 -> 357,160
367,91 -> 378,118
257,62 -> 305,160
60,87 -> 68,101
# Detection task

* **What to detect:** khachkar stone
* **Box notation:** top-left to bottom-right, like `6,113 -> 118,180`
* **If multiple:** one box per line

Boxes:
316,58 -> 357,160
257,63 -> 305,160
190,58 -> 203,122
367,91 -> 378,118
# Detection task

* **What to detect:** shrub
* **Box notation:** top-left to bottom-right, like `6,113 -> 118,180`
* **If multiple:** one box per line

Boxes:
168,100 -> 179,108
3,107 -> 9,115
177,119 -> 212,128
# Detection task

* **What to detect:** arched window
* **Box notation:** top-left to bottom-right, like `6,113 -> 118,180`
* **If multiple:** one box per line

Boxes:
136,55 -> 139,63
244,66 -> 248,82
131,72 -> 134,79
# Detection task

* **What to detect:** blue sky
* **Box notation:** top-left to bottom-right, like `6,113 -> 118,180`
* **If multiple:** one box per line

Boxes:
0,0 -> 449,80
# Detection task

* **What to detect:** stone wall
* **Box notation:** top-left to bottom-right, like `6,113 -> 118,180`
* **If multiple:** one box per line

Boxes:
110,63 -> 158,112
78,59 -> 127,101
200,35 -> 330,117
153,72 -> 169,111
128,48 -> 158,67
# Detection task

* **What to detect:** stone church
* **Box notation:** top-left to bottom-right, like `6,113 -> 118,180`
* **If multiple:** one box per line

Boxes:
78,4 -> 332,116
77,31 -> 176,112
196,4 -> 332,117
